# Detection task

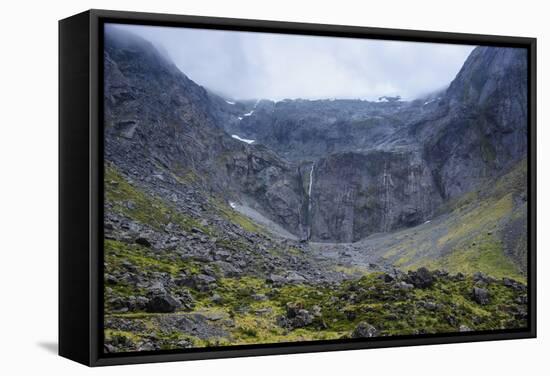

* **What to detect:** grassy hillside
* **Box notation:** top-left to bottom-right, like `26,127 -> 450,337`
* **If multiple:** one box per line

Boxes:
379,159 -> 527,282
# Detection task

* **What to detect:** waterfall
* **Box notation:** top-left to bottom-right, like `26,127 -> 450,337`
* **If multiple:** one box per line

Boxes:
307,163 -> 315,240
308,163 -> 315,198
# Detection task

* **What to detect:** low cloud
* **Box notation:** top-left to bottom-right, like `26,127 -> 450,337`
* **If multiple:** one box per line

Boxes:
111,23 -> 475,101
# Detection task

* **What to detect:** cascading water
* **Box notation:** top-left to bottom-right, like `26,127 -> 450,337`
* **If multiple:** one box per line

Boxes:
307,163 -> 315,240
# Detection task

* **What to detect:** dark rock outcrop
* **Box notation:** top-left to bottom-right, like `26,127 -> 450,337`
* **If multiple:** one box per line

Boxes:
278,302 -> 315,329
311,150 -> 442,241
420,47 -> 528,199
472,287 -> 491,305
405,267 -> 435,289
146,294 -> 180,313
351,322 -> 378,338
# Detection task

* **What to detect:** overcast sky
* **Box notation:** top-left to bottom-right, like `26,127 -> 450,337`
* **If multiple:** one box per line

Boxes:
110,23 -> 476,101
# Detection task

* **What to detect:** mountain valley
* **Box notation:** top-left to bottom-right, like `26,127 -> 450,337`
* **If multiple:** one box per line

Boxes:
102,26 -> 529,352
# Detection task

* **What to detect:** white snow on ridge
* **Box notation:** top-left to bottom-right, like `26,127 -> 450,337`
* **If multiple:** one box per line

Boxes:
240,99 -> 261,117
225,100 -> 235,105
229,201 -> 237,209
237,116 -> 243,120
231,134 -> 255,144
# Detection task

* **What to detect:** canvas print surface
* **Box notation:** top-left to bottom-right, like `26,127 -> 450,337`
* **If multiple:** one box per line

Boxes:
102,23 -> 529,354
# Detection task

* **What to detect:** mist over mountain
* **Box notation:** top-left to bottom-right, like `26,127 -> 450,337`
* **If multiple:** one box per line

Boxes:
110,23 -> 475,101
102,25 -> 528,352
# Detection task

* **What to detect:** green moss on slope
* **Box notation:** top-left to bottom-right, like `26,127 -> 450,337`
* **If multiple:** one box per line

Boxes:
387,160 -> 527,281
417,235 -> 524,282
105,239 -> 202,277
105,269 -> 527,351
209,198 -> 266,234
105,164 -> 210,233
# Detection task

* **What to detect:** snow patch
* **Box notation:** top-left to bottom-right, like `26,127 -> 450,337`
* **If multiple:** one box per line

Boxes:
229,201 -> 237,209
231,134 -> 255,144
241,99 -> 261,117
225,100 -> 235,105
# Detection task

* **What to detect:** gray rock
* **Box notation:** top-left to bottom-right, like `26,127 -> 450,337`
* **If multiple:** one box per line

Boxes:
472,287 -> 490,305
351,322 -> 378,338
267,274 -> 287,285
405,267 -> 435,289
105,274 -> 118,285
285,271 -> 306,283
137,342 -> 158,351
379,273 -> 395,283
251,293 -> 267,301
473,271 -> 495,284
286,302 -> 302,318
292,309 -> 314,328
425,302 -> 438,311
503,277 -> 525,292
104,344 -> 117,353
211,294 -> 223,304
174,273 -> 217,292
135,236 -> 152,247
146,294 -> 180,313
452,272 -> 466,281
213,260 -> 242,277
397,281 -> 414,290
310,150 -> 442,242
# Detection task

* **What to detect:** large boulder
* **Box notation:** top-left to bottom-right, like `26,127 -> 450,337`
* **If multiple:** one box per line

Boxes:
472,287 -> 490,305
146,294 -> 180,313
135,236 -> 152,248
405,267 -> 435,289
473,271 -> 495,284
267,274 -> 287,285
351,322 -> 378,338
174,273 -> 217,292
279,302 -> 314,329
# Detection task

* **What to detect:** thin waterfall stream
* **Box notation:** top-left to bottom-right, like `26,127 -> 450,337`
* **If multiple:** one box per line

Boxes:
307,162 -> 315,239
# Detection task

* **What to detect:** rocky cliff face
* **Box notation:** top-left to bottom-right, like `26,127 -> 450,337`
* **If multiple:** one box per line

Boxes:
221,46 -> 528,241
311,150 -> 442,242
419,46 -> 528,199
104,26 -> 308,239
224,99 -> 405,161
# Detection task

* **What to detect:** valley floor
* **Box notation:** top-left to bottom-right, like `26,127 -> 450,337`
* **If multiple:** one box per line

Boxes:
102,161 -> 528,353
104,248 -> 528,353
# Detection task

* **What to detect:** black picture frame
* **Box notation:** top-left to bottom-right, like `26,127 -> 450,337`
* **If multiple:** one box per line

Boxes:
59,9 -> 537,367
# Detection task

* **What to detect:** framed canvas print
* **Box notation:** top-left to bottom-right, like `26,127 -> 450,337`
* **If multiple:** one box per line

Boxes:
59,9 -> 536,366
